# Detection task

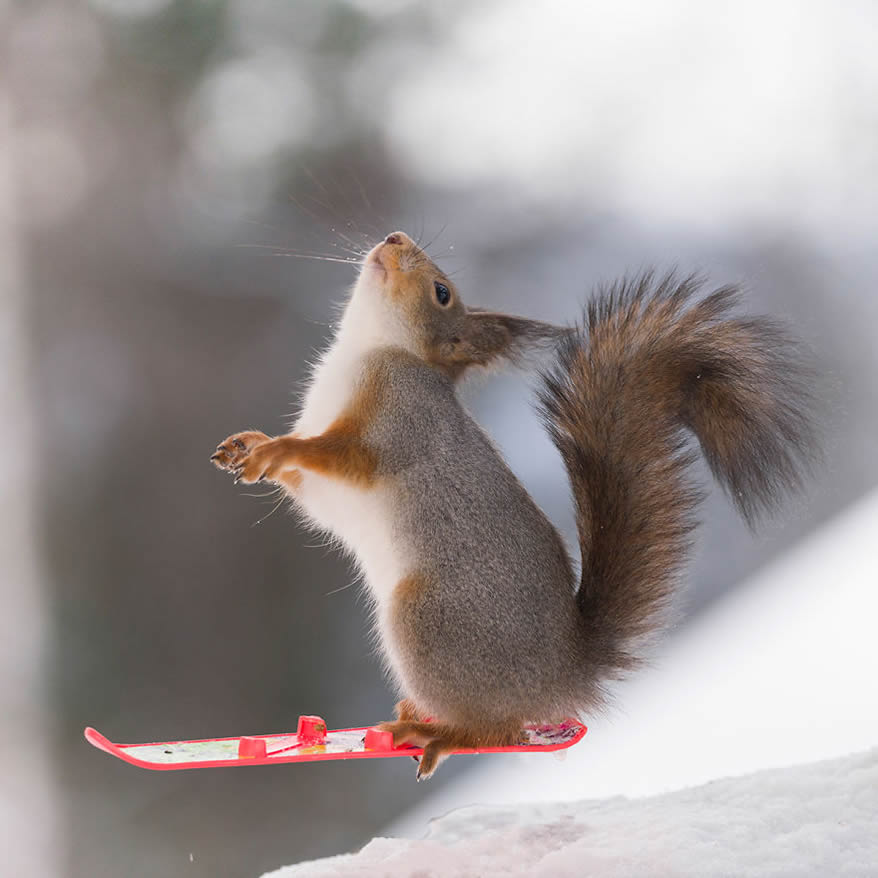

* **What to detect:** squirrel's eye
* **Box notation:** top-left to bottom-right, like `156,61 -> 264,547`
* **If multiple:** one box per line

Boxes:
434,281 -> 451,307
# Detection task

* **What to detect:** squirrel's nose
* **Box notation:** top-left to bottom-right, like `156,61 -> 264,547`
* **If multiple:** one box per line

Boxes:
384,232 -> 406,246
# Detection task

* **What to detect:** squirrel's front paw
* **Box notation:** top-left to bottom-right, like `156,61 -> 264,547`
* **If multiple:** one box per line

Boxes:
211,431 -> 271,472
229,437 -> 295,484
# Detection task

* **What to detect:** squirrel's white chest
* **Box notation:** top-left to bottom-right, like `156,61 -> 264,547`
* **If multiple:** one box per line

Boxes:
291,340 -> 409,606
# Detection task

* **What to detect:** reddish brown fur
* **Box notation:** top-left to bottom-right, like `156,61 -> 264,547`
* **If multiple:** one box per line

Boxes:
213,430 -> 308,494
278,468 -> 303,493
210,430 -> 271,470
394,699 -> 425,722
213,370 -> 389,486
392,572 -> 428,606
377,718 -> 525,779
540,272 -> 820,676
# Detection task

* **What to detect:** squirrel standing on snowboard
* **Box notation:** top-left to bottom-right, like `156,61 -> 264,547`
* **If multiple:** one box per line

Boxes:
212,231 -> 818,779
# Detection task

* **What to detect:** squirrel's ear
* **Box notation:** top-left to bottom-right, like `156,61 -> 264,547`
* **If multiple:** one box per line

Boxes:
441,310 -> 570,371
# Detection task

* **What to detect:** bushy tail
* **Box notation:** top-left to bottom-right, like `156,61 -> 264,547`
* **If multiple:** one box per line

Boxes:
538,271 -> 820,677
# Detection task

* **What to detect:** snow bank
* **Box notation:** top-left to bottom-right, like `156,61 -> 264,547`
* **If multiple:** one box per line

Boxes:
265,747 -> 877,877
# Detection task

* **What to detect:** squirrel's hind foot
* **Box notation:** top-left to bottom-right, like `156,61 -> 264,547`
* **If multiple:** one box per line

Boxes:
377,719 -> 523,780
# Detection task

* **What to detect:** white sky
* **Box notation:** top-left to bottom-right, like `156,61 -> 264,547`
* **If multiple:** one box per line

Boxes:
385,0 -> 878,240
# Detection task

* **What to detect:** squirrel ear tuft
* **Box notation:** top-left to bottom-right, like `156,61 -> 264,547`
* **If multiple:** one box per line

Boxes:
442,311 -> 570,372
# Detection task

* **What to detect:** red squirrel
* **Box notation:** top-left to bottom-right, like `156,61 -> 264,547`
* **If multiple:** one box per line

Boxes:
212,231 -> 818,779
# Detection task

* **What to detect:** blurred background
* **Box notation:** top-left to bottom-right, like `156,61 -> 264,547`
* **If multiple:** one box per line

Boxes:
2,1 -> 877,876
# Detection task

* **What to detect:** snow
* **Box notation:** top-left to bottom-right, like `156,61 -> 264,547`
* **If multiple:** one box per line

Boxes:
266,747 -> 878,876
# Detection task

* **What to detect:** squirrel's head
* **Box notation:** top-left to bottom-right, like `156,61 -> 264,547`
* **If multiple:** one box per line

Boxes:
345,230 -> 566,379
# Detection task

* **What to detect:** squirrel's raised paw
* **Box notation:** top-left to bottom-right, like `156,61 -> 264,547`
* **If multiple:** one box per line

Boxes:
230,437 -> 299,484
211,431 -> 271,472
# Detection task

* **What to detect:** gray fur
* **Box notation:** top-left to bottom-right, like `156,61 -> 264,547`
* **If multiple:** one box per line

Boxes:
362,348 -> 584,725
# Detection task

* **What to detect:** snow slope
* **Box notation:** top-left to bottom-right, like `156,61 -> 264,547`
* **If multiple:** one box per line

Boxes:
267,747 -> 878,877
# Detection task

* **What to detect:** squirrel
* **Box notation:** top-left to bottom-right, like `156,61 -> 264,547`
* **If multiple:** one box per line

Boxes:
211,231 -> 819,779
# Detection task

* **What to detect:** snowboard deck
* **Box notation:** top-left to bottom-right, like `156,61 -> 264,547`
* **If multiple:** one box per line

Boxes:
84,715 -> 587,771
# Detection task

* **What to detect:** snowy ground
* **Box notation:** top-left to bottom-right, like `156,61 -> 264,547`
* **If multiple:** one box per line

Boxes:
266,488 -> 878,876
267,747 -> 878,877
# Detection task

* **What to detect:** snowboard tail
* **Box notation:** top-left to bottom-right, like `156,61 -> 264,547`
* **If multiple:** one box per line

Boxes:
84,715 -> 587,771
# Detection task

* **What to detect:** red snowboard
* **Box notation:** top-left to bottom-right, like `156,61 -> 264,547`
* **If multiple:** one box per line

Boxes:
84,715 -> 587,771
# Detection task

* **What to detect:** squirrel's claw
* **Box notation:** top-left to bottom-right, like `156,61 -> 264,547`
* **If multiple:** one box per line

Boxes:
211,430 -> 272,474
415,741 -> 446,780
231,452 -> 273,485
